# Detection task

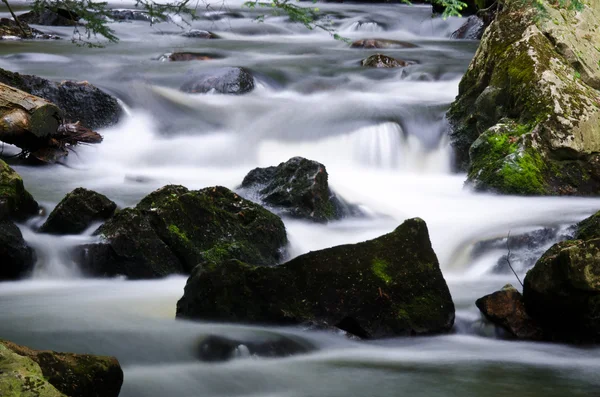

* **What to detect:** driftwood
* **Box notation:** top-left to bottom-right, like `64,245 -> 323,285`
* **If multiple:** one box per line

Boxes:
0,82 -> 102,163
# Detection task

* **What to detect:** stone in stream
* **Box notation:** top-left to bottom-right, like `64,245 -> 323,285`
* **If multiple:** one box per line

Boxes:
180,29 -> 220,39
180,67 -> 255,95
79,185 -> 287,279
450,15 -> 485,40
109,9 -> 154,22
350,38 -> 418,49
39,188 -> 117,235
447,0 -> 600,195
176,218 -> 456,339
240,157 -> 354,222
0,68 -> 121,130
18,8 -> 80,26
159,52 -> 223,62
0,339 -> 123,397
196,334 -> 314,362
0,159 -> 39,221
0,18 -> 60,40
361,54 -> 415,68
0,220 -> 35,281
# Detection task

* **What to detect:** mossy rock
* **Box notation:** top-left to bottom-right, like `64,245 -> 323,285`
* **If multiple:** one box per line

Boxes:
0,159 -> 38,221
81,185 -> 287,279
0,340 -> 123,397
447,0 -> 600,195
575,210 -> 600,240
0,220 -> 35,281
176,218 -> 455,339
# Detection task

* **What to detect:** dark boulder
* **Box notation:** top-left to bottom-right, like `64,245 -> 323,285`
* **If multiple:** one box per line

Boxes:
196,334 -> 314,362
361,54 -> 414,68
450,15 -> 485,40
0,220 -> 35,281
80,185 -> 287,279
575,210 -> 600,240
40,188 -> 116,235
475,284 -> 544,340
0,68 -> 121,129
1,339 -> 123,397
109,9 -> 154,22
350,38 -> 417,49
18,8 -> 79,26
176,218 -> 455,339
0,159 -> 39,221
240,157 -> 350,222
180,67 -> 254,95
0,18 -> 59,40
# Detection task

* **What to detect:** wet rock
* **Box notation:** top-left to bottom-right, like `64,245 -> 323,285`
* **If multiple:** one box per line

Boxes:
0,220 -> 35,280
476,284 -> 545,340
180,29 -> 219,39
0,159 -> 39,221
350,38 -> 417,49
523,237 -> 600,343
176,218 -> 455,339
447,0 -> 600,195
1,339 -> 123,397
180,67 -> 254,95
80,185 -> 287,279
0,68 -> 121,129
40,188 -> 117,235
450,15 -> 485,40
196,334 -> 314,362
0,17 -> 60,40
240,157 -> 350,222
159,52 -> 222,62
361,54 -> 413,68
574,210 -> 600,240
109,9 -> 154,22
18,8 -> 79,26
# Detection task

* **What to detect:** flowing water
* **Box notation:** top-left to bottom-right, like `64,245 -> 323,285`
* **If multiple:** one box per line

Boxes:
1,1 -> 600,396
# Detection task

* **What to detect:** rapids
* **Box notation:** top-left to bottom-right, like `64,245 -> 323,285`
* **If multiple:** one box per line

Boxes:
1,1 -> 600,395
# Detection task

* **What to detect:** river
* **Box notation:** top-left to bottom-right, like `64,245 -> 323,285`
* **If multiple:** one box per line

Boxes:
1,1 -> 600,396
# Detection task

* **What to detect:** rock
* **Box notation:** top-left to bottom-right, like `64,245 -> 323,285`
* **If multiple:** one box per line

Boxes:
0,18 -> 60,40
0,159 -> 39,221
80,185 -> 287,279
18,8 -> 79,26
0,220 -> 35,280
180,67 -> 254,95
0,340 -> 123,397
476,284 -> 545,340
180,29 -> 219,39
361,54 -> 414,68
196,334 -> 314,362
240,157 -> 352,222
109,9 -> 154,22
0,68 -> 121,130
447,0 -> 600,195
451,15 -> 485,40
39,188 -> 116,235
574,210 -> 600,240
159,52 -> 222,62
523,238 -> 600,343
176,218 -> 455,339
350,38 -> 417,49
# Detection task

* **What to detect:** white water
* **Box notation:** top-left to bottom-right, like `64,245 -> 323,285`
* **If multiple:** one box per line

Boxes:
1,1 -> 600,396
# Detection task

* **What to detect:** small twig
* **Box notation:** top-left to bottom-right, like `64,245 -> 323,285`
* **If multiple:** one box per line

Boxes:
506,231 -> 524,287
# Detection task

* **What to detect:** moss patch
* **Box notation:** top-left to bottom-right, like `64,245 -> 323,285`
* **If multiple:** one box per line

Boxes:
372,258 -> 392,284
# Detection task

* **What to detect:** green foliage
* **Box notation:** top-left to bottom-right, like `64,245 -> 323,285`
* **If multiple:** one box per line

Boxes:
436,0 -> 468,18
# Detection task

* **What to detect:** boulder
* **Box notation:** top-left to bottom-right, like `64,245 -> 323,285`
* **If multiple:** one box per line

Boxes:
180,67 -> 254,95
176,218 -> 455,339
475,284 -> 545,340
0,18 -> 60,40
0,159 -> 39,221
523,238 -> 600,343
0,68 -> 121,130
39,188 -> 117,235
80,185 -> 287,279
109,9 -> 154,22
574,210 -> 600,240
361,54 -> 414,68
450,15 -> 485,40
240,157 -> 350,222
196,334 -> 314,362
0,340 -> 123,397
18,8 -> 79,26
447,0 -> 600,195
0,220 -> 35,280
180,29 -> 219,39
350,38 -> 417,49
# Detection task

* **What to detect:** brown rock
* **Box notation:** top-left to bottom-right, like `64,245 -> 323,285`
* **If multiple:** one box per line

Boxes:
361,54 -> 413,68
350,38 -> 417,49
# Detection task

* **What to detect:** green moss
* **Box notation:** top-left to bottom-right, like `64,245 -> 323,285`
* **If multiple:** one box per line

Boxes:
168,224 -> 189,242
372,258 -> 392,284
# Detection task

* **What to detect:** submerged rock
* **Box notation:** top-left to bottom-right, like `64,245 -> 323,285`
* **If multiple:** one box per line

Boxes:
180,29 -> 219,39
447,0 -> 600,195
0,68 -> 121,129
361,54 -> 414,68
196,334 -> 314,362
240,157 -> 350,222
476,284 -> 544,340
80,185 -> 287,278
176,218 -> 455,339
40,188 -> 117,235
180,67 -> 254,95
350,38 -> 417,49
18,8 -> 79,26
450,15 -> 485,40
0,340 -> 123,397
0,159 -> 39,221
0,220 -> 35,280
159,52 -> 222,62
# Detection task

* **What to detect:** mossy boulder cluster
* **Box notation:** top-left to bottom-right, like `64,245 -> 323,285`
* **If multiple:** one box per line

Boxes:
176,218 -> 455,339
0,159 -> 39,221
447,0 -> 600,195
0,340 -> 123,397
80,185 -> 287,279
240,157 -> 350,223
